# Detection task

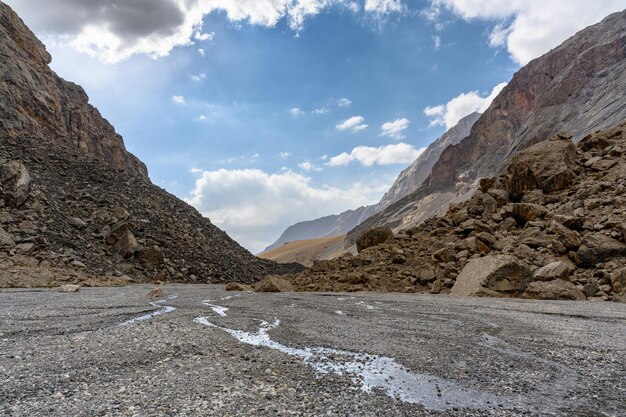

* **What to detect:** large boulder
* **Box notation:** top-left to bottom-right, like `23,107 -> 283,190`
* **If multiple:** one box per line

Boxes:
254,276 -> 294,292
450,255 -> 532,297
506,137 -> 577,201
112,228 -> 139,259
0,160 -> 32,207
575,233 -> 626,267
523,279 -> 586,301
534,261 -> 570,281
356,226 -> 393,253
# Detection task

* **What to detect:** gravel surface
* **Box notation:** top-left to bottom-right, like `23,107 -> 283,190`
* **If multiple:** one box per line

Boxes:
1,285 -> 625,416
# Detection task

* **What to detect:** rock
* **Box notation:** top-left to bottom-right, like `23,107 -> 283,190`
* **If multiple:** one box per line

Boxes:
18,220 -> 37,235
59,284 -> 80,293
520,189 -> 545,205
112,229 -> 139,259
355,226 -> 393,253
433,247 -> 456,263
0,160 -> 32,206
610,268 -> 626,294
0,226 -> 15,247
452,209 -> 470,226
112,207 -> 130,221
254,276 -> 294,293
68,217 -> 87,229
450,255 -> 532,297
225,282 -> 253,292
504,203 -> 548,224
135,247 -> 164,266
534,261 -> 570,281
548,221 -> 582,250
576,233 -> 626,267
71,260 -> 86,268
523,279 -> 586,301
146,287 -> 166,298
506,139 -> 577,201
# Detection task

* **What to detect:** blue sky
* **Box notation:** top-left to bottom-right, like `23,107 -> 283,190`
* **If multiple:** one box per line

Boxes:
8,0 -> 624,252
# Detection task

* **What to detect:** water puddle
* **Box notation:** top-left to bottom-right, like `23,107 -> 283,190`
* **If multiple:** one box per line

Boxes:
202,300 -> 229,317
120,295 -> 178,326
194,316 -> 517,411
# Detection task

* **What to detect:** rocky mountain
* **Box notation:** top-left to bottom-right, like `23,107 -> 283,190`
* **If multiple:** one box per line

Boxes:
376,112 -> 481,209
348,9 -> 626,244
277,123 -> 626,302
0,3 -> 301,288
264,113 -> 480,253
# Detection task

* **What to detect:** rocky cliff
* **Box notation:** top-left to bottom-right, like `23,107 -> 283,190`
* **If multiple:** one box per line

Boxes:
376,112 -> 480,209
280,123 -> 626,302
348,9 -> 626,243
0,3 -> 301,288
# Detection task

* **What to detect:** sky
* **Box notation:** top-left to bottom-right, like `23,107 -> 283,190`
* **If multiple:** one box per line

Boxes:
6,0 -> 625,253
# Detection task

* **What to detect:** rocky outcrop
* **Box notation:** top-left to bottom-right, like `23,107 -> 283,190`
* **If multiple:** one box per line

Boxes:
0,4 -> 147,177
280,123 -> 626,301
348,10 -> 626,243
0,4 -> 302,288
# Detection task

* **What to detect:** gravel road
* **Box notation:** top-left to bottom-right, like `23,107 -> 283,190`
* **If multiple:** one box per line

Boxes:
1,285 -> 625,416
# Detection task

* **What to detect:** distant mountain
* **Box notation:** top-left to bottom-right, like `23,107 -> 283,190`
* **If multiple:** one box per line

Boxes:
348,9 -> 626,244
0,3 -> 301,287
263,206 -> 375,253
264,113 -> 480,253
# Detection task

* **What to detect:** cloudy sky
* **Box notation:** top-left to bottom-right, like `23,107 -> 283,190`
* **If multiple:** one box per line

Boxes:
6,0 -> 624,252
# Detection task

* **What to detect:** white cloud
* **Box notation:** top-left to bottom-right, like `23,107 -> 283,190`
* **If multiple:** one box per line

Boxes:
198,48 -> 206,57
194,31 -> 215,41
290,107 -> 305,117
313,107 -> 329,115
432,0 -> 625,65
337,98 -> 352,107
9,0 -> 403,63
336,116 -> 368,132
186,168 -> 388,252
298,162 -> 323,172
197,114 -> 207,121
328,143 -> 425,166
279,152 -> 291,158
432,35 -> 441,49
191,73 -> 206,81
365,0 -> 404,14
380,118 -> 410,140
424,82 -> 506,129
172,95 -> 187,105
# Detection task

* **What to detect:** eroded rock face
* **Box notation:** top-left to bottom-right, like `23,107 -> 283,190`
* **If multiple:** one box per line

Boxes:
450,255 -> 532,297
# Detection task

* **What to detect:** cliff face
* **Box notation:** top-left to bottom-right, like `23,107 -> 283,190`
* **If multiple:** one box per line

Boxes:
0,4 -> 147,177
348,9 -> 626,244
0,3 -> 302,287
377,112 -> 480,209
